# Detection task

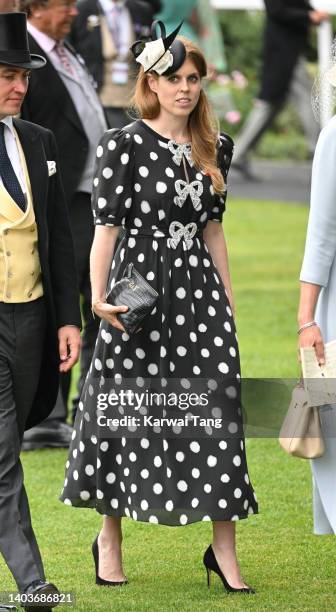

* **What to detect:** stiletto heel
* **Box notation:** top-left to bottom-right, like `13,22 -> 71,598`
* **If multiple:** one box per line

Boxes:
203,545 -> 255,594
206,567 -> 211,588
92,535 -> 128,587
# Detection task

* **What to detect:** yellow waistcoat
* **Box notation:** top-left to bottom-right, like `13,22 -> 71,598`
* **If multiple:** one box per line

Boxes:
0,129 -> 43,303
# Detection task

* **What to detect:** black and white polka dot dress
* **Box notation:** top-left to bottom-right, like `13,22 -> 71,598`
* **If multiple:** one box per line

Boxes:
60,119 -> 258,525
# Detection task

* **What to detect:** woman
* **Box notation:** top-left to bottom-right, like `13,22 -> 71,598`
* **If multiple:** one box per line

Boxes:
155,0 -> 198,42
299,106 -> 336,535
60,22 -> 258,592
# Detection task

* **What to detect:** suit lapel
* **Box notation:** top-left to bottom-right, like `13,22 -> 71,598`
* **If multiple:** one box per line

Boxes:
13,119 -> 48,221
90,0 -> 104,59
93,10 -> 103,60
28,34 -> 86,135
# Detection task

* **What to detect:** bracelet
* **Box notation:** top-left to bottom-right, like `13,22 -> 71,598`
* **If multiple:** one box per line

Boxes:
297,321 -> 317,335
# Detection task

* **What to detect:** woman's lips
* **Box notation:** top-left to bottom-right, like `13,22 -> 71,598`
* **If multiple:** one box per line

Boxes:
176,98 -> 192,105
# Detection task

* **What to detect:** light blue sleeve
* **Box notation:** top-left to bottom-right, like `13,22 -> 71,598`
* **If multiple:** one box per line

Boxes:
300,118 -> 336,288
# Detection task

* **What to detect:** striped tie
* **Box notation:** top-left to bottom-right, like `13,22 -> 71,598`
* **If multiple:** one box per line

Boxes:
108,3 -> 123,54
0,123 -> 26,212
54,42 -> 75,76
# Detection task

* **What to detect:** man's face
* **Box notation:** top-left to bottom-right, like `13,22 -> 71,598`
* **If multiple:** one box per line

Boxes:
0,0 -> 19,10
32,0 -> 78,41
0,65 -> 30,119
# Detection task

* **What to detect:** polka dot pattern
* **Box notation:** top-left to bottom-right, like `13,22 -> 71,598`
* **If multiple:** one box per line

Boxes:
61,121 -> 258,527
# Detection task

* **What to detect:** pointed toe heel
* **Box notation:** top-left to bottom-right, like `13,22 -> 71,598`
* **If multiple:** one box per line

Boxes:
92,536 -> 128,587
203,545 -> 255,594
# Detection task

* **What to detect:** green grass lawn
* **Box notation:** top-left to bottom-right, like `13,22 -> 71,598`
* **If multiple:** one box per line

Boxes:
2,199 -> 335,612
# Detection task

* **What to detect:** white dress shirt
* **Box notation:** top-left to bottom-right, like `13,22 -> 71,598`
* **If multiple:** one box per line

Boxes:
0,116 -> 27,195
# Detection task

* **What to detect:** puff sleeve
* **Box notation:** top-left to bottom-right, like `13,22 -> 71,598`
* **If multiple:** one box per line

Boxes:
92,128 -> 135,227
208,133 -> 234,223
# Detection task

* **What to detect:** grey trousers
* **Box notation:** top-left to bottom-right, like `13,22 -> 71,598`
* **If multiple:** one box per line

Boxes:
233,57 -> 320,164
0,298 -> 47,590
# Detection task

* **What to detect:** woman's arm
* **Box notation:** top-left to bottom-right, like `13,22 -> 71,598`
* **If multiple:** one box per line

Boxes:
90,226 -> 128,332
298,121 -> 336,364
203,220 -> 235,316
300,121 -> 336,288
298,281 -> 325,364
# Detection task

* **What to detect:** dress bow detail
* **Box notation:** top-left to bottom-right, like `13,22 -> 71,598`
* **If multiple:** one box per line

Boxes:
168,221 -> 198,250
174,179 -> 203,212
168,140 -> 194,167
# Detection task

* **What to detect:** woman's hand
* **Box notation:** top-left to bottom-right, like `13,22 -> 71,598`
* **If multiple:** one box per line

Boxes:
298,324 -> 325,365
92,300 -> 128,332
309,10 -> 329,24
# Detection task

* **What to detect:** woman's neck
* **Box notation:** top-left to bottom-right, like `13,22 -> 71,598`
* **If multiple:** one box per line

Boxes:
142,112 -> 190,143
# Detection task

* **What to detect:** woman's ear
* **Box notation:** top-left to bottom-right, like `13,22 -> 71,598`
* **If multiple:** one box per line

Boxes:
147,73 -> 159,94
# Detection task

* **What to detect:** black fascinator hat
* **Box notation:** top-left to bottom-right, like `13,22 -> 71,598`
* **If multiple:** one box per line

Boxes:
131,20 -> 186,76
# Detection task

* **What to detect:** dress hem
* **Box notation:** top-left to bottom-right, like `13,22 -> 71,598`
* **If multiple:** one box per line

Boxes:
59,496 -> 258,526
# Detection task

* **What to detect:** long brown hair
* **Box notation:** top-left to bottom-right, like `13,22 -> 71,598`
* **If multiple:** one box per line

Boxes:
132,37 -> 225,195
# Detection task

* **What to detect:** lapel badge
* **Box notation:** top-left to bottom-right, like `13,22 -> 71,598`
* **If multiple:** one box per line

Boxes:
87,14 -> 100,30
47,160 -> 57,176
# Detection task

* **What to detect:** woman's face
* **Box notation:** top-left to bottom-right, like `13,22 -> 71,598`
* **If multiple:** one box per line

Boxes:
147,57 -> 202,118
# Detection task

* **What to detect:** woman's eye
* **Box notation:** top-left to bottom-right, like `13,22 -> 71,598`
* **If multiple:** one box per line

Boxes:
189,76 -> 199,83
168,76 -> 178,83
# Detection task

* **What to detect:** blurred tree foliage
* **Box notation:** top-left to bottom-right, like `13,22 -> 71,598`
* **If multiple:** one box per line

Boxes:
218,10 -> 264,90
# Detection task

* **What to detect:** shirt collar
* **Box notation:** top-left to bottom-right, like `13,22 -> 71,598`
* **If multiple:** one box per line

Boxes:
0,116 -> 15,136
27,21 -> 59,54
99,0 -> 125,12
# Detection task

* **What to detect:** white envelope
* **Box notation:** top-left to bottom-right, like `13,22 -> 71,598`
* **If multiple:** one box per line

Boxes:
47,160 -> 57,176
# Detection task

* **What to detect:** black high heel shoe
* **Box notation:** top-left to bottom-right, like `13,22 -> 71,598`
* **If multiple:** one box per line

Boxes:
92,536 -> 128,587
203,545 -> 255,594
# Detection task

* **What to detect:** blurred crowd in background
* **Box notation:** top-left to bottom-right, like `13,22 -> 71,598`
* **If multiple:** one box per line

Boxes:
2,1 -> 329,162
0,0 -> 332,448
1,2 -> 330,159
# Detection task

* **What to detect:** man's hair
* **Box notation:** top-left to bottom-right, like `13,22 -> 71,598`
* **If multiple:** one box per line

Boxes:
19,0 -> 49,18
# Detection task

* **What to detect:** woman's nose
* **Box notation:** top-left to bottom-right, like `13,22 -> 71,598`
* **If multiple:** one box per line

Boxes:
180,79 -> 190,91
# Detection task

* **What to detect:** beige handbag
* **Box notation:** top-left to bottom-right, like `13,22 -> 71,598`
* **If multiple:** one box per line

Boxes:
279,381 -> 325,459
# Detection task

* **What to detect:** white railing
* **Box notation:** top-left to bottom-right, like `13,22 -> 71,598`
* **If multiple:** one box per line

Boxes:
212,0 -> 336,9
211,0 -> 336,124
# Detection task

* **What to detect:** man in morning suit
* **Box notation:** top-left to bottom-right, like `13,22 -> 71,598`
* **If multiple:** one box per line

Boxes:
69,0 -> 158,128
232,0 -> 329,179
0,12 -> 81,611
19,0 -> 108,446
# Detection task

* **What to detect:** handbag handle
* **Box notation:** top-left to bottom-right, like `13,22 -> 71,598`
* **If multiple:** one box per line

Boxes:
123,263 -> 134,279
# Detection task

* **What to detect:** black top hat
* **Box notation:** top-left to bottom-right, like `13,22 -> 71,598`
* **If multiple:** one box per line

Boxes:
131,20 -> 186,76
0,12 -> 46,70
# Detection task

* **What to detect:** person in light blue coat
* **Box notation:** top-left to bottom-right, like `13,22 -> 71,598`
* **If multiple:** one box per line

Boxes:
299,113 -> 336,535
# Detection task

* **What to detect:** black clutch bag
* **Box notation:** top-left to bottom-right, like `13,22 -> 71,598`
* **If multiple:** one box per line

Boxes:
106,263 -> 159,335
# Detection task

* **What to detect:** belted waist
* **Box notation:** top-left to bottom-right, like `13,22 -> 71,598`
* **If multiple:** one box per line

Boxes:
125,222 -> 202,250
125,221 -> 203,249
